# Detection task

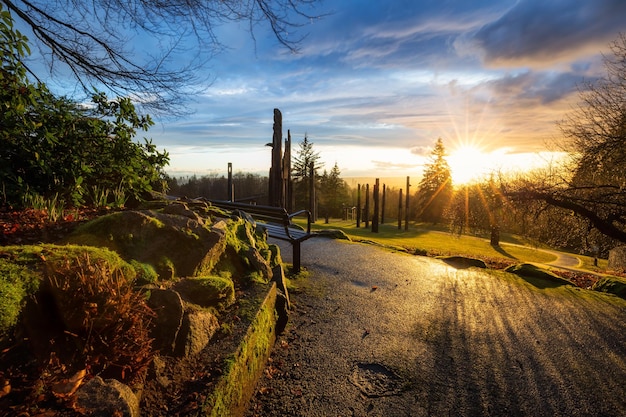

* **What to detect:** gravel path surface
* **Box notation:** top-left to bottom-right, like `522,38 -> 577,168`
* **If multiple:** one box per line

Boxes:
245,238 -> 626,417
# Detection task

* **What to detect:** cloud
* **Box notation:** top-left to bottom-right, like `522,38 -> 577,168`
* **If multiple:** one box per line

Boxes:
468,0 -> 626,67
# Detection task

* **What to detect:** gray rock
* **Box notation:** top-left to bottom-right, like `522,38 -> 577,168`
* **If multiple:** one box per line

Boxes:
608,246 -> 626,271
272,264 -> 290,333
75,376 -> 139,417
163,201 -> 205,225
246,247 -> 272,282
147,289 -> 184,355
148,355 -> 171,388
271,264 -> 290,308
174,309 -> 220,357
173,276 -> 235,309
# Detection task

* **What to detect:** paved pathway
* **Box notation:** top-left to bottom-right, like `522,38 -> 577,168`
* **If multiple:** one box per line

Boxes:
247,238 -> 626,417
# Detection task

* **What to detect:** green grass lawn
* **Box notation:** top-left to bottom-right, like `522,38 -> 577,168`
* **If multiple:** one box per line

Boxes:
296,218 -> 558,265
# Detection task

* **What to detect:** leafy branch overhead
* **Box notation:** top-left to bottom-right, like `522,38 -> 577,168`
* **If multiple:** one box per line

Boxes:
1,5 -> 169,208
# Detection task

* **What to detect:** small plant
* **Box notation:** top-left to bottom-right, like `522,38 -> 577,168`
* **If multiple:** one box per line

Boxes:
88,185 -> 110,208
110,183 -> 128,208
42,253 -> 155,384
23,192 -> 66,222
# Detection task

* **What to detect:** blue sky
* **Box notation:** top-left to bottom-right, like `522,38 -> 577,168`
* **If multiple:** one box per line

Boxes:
37,0 -> 626,181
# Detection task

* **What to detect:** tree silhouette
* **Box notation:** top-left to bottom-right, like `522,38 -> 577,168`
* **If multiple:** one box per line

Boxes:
504,34 -> 626,243
2,0 -> 324,113
319,162 -> 349,222
416,138 -> 453,224
292,134 -> 323,210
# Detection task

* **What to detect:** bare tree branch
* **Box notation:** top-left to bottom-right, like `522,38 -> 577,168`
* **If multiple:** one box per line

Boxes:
2,0 -> 326,114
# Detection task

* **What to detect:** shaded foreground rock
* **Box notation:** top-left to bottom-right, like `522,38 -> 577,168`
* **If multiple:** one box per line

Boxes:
1,201 -> 286,416
76,376 -> 140,417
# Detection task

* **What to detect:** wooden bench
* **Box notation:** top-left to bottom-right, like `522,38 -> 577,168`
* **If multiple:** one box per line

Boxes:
208,200 -> 313,272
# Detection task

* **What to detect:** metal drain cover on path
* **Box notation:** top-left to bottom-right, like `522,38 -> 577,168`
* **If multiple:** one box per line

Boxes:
349,363 -> 406,397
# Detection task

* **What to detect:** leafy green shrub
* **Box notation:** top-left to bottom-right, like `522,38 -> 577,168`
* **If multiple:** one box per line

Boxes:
1,8 -> 169,208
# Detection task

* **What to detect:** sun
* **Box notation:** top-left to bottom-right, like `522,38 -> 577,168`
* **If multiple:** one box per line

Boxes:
448,145 -> 495,185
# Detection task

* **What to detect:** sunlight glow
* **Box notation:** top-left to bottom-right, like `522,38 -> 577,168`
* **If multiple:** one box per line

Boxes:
447,146 -> 564,185
448,145 -> 498,185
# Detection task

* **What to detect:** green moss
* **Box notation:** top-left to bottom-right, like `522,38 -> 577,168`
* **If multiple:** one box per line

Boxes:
0,261 -> 39,336
203,285 -> 277,417
156,256 -> 175,280
174,276 -> 235,310
592,275 -> 626,299
0,244 -> 135,338
67,210 -> 219,280
504,263 -> 572,288
130,260 -> 158,285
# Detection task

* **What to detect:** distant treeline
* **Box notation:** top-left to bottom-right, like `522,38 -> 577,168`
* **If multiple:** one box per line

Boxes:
167,173 -> 269,204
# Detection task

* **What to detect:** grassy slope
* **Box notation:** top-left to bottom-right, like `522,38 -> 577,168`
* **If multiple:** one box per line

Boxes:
298,219 -> 560,264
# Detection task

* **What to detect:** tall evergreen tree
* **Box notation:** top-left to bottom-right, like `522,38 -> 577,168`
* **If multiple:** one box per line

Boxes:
416,138 -> 453,224
292,134 -> 323,210
319,162 -> 349,222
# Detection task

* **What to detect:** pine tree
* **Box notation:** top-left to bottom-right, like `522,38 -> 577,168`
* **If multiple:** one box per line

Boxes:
416,138 -> 453,224
292,134 -> 323,210
319,162 -> 349,222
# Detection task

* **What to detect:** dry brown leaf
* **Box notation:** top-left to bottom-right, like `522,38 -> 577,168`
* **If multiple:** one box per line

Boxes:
51,369 -> 86,397
0,379 -> 11,398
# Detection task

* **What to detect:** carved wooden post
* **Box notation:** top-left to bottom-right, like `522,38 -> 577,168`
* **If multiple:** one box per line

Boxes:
283,130 -> 292,211
227,162 -> 234,201
381,183 -> 386,224
405,176 -> 410,231
356,184 -> 361,228
398,188 -> 403,230
269,108 -> 283,207
365,183 -> 370,229
309,161 -> 316,222
372,178 -> 380,233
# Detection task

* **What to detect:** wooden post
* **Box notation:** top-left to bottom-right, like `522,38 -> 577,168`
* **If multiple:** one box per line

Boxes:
269,108 -> 283,207
227,162 -> 234,201
381,183 -> 386,224
283,130 -> 292,211
398,188 -> 403,230
356,184 -> 361,228
365,184 -> 370,229
309,161 -> 316,222
405,176 -> 410,231
372,179 -> 379,233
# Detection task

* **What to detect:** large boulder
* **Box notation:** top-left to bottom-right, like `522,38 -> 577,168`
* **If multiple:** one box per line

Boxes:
173,276 -> 236,310
608,246 -> 626,272
65,208 -> 227,279
146,289 -> 185,356
174,308 -> 220,357
75,377 -> 140,417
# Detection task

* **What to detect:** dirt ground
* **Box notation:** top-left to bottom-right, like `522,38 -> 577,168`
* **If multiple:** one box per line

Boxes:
245,238 -> 626,417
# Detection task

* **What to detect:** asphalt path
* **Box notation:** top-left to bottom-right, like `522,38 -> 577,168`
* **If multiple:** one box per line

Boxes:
246,237 -> 626,417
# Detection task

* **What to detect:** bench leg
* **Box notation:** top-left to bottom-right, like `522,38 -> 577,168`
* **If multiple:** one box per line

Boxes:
293,241 -> 301,273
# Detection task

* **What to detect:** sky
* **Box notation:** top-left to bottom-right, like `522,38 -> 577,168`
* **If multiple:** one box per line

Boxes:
35,0 -> 626,183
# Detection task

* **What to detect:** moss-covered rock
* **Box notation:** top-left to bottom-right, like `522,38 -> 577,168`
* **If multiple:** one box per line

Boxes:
592,275 -> 626,299
504,263 -> 572,287
439,256 -> 487,269
65,209 -> 227,279
0,244 -> 134,338
174,276 -> 236,310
